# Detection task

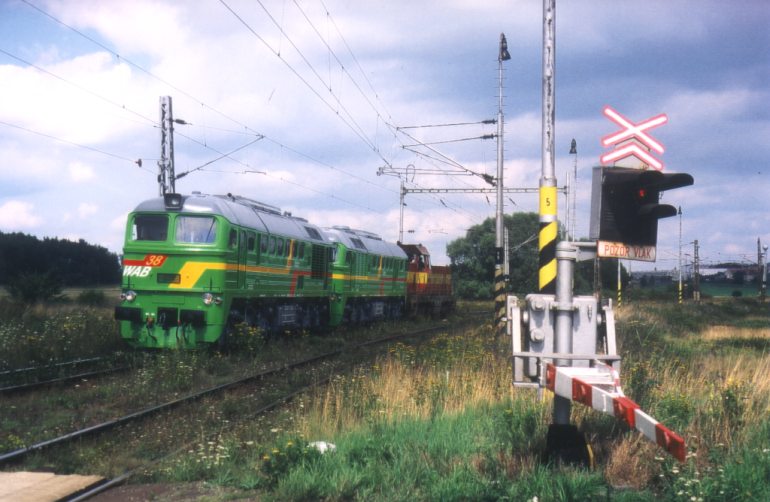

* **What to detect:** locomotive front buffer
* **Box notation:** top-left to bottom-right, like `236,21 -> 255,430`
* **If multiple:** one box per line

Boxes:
508,241 -> 686,465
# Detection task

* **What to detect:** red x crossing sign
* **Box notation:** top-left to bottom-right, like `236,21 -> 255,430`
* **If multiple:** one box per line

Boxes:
600,106 -> 668,171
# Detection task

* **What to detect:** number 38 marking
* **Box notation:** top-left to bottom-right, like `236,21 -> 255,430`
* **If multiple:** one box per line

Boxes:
144,254 -> 167,267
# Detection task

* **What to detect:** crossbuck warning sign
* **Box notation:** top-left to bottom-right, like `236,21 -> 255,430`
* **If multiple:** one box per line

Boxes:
600,106 -> 668,171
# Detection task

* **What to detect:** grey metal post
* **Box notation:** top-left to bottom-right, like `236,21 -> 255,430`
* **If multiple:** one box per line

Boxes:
761,245 -> 767,301
553,240 -> 575,425
693,240 -> 701,302
495,34 -> 511,335
568,139 -> 577,241
398,179 -> 405,242
538,0 -> 558,294
158,96 -> 176,195
678,207 -> 683,304
495,33 -> 509,258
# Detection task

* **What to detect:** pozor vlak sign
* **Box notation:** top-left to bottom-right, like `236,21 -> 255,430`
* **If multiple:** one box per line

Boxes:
590,106 -> 693,262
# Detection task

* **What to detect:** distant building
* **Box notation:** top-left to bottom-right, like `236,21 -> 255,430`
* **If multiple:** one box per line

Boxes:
630,269 -> 674,287
630,264 -> 764,287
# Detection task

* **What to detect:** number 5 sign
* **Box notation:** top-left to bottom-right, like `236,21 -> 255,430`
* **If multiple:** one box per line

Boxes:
600,106 -> 668,171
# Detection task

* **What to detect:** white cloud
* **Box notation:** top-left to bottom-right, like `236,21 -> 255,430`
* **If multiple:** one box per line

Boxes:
665,88 -> 758,124
0,200 -> 42,230
78,202 -> 98,218
0,0 -> 767,265
68,161 -> 95,182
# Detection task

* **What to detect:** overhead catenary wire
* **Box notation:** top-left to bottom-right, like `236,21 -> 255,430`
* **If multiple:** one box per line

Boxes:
291,0 -> 394,130
18,0 -> 399,201
18,0 -> 264,141
13,0 -> 408,212
218,0 -> 485,221
397,119 -> 497,130
175,136 -> 265,180
12,0 -> 497,235
0,46 -> 261,173
0,48 -> 156,127
397,127 -> 492,181
317,0 -> 396,125
220,0 -> 388,167
402,134 -> 497,148
0,119 -> 150,171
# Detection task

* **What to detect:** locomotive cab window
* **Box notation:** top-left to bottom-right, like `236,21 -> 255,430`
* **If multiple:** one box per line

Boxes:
132,214 -> 168,241
175,216 -> 217,244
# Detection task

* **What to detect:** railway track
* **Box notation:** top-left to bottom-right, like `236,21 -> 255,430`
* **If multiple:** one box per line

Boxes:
0,365 -> 130,394
0,356 -> 109,381
0,354 -> 133,394
0,322 -> 454,467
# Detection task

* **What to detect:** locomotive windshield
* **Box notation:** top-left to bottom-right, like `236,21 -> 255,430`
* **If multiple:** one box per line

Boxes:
132,214 -> 168,241
175,216 -> 217,244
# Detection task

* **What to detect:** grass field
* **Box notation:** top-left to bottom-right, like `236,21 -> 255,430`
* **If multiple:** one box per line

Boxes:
1,297 -> 768,500
150,299 -> 770,500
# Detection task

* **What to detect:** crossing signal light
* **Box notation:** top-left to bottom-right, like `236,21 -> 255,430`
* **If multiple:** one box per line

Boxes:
590,166 -> 694,248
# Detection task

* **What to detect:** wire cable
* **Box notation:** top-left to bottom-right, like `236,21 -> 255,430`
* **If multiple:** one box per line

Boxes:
0,119 -> 150,171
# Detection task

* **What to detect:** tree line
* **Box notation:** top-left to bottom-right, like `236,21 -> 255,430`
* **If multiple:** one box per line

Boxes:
446,212 -> 625,299
0,231 -> 121,301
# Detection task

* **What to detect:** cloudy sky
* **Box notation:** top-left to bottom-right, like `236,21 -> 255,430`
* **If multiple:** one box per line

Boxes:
1,0 -> 768,272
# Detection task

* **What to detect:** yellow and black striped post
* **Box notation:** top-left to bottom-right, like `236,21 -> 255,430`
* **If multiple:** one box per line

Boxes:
538,185 -> 558,293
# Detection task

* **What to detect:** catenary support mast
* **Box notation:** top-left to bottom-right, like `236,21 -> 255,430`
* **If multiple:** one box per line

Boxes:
495,33 -> 511,334
158,96 -> 176,195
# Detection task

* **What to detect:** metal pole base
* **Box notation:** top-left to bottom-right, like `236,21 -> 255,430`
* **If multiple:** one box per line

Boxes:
545,424 -> 593,468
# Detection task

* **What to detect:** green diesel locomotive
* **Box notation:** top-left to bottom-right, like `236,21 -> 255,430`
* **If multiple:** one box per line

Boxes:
115,192 -> 410,348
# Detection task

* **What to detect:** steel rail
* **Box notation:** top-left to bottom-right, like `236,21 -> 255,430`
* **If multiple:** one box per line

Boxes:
0,356 -> 107,378
0,366 -> 130,394
0,324 -> 445,465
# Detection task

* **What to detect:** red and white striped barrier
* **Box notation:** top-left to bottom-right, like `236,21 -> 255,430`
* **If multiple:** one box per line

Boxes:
545,363 -> 686,462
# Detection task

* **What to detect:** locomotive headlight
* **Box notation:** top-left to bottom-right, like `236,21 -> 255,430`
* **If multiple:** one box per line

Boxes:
121,290 -> 137,302
202,293 -> 222,306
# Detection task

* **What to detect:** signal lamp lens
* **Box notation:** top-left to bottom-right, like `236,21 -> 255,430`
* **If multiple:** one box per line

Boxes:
202,292 -> 215,305
121,290 -> 137,302
214,296 -> 223,305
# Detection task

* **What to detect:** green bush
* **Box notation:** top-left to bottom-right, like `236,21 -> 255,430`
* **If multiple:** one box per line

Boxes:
5,272 -> 63,304
260,438 -> 322,487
